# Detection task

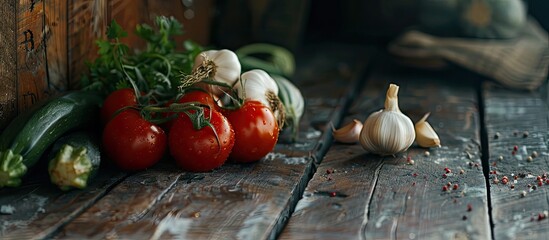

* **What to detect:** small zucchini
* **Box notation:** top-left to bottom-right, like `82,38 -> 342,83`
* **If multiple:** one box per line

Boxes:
0,91 -> 102,187
47,131 -> 101,191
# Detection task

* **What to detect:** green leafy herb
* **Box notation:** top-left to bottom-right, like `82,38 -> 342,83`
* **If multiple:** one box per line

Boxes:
82,16 -> 203,105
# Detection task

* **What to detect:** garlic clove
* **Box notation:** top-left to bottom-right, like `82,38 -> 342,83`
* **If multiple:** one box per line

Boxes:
415,112 -> 441,148
333,119 -> 363,143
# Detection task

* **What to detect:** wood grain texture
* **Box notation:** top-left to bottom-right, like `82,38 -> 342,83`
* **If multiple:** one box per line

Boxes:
0,1 -> 17,130
45,0 -> 69,91
51,44 -> 372,240
0,167 -> 126,239
280,59 -> 492,239
483,82 -> 549,240
16,0 -> 50,110
67,0 -> 109,89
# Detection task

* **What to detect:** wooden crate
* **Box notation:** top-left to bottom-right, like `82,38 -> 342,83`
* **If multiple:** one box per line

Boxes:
0,0 -> 214,131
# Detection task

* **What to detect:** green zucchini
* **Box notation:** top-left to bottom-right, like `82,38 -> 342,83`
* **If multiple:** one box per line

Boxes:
48,131 -> 101,191
0,91 -> 102,187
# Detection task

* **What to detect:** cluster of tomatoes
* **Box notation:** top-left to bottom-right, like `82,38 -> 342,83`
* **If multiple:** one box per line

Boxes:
100,88 -> 280,172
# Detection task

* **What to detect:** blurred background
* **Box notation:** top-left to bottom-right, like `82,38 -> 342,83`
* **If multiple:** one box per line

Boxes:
209,0 -> 549,50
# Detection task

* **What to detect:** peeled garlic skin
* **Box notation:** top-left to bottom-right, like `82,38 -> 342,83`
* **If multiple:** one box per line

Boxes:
359,110 -> 416,156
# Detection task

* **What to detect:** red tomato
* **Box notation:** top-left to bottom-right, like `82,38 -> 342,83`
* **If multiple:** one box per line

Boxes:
100,88 -> 139,125
224,100 -> 279,163
162,90 -> 219,131
169,108 -> 235,172
178,90 -> 218,109
102,109 -> 167,171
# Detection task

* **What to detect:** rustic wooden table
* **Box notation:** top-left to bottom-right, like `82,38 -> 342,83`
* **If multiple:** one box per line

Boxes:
1,44 -> 548,240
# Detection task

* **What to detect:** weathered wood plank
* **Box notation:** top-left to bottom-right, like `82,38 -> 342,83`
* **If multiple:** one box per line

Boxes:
0,1 -> 18,130
17,0 -> 50,109
52,45 -> 372,240
67,0 -> 108,89
0,167 -> 125,239
281,60 -> 492,239
45,0 -> 69,91
1,0 -> 58,131
54,163 -> 181,239
483,82 -> 549,240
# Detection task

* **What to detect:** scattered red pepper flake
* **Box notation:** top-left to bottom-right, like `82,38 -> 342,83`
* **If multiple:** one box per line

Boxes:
330,192 -> 337,197
513,145 -> 519,151
538,213 -> 546,221
444,167 -> 452,174
442,174 -> 448,179
326,169 -> 334,174
453,184 -> 459,190
467,204 -> 472,212
442,185 -> 448,191
501,176 -> 509,185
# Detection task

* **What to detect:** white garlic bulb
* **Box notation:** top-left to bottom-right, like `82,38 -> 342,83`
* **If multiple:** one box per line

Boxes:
236,69 -> 285,127
333,119 -> 363,143
359,84 -> 415,156
415,112 -> 441,148
238,69 -> 279,106
183,49 -> 241,96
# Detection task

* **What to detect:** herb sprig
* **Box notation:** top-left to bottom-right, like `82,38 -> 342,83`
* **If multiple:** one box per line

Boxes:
81,16 -> 203,105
